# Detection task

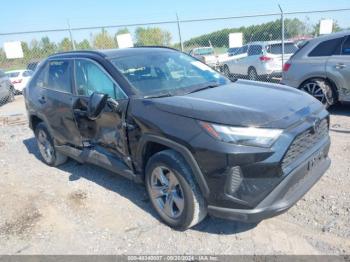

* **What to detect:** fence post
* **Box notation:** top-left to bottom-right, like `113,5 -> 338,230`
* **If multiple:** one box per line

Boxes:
278,5 -> 285,70
67,19 -> 76,50
176,13 -> 184,52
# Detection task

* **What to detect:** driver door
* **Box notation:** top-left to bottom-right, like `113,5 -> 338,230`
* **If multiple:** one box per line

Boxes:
72,58 -> 130,166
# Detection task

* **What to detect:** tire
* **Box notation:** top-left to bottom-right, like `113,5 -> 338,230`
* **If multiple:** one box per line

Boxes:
35,122 -> 67,166
248,67 -> 258,81
223,64 -> 230,76
7,88 -> 15,103
300,79 -> 336,108
145,149 -> 207,230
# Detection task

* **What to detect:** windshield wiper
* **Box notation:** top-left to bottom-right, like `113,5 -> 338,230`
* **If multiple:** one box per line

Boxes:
144,92 -> 173,99
187,84 -> 220,94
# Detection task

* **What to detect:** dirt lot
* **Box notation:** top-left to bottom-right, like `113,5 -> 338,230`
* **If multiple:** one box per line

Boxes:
0,96 -> 349,255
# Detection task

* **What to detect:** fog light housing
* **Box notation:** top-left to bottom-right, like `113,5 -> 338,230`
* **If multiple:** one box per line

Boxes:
225,166 -> 243,195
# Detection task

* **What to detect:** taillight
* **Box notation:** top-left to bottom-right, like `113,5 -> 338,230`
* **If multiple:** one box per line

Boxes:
259,56 -> 272,62
12,79 -> 23,84
283,63 -> 291,72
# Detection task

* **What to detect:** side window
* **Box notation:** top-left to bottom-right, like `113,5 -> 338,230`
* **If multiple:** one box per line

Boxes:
308,37 -> 343,57
47,60 -> 72,93
248,45 -> 262,56
23,70 -> 33,77
75,59 -> 126,100
341,36 -> 350,55
29,63 -> 48,88
236,46 -> 247,55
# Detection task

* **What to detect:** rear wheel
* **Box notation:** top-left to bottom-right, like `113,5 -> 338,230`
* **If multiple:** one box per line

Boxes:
223,64 -> 230,76
7,87 -> 15,102
145,150 -> 207,230
248,67 -> 258,81
35,122 -> 67,166
300,79 -> 336,108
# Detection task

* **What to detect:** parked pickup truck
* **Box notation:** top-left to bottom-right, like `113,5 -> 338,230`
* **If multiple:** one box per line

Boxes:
189,47 -> 219,69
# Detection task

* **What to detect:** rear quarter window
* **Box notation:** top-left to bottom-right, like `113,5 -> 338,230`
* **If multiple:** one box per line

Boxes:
29,62 -> 48,89
266,43 -> 298,54
308,37 -> 344,57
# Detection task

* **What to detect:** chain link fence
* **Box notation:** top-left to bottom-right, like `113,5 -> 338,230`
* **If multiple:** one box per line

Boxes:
0,8 -> 349,105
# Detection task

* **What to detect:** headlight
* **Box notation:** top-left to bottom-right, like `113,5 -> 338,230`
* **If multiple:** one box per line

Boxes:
199,121 -> 282,148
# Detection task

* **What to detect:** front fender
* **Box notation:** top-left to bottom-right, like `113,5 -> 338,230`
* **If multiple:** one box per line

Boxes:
137,134 -> 210,198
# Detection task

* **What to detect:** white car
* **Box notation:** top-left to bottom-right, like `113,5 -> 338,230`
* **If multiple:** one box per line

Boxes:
222,41 -> 298,81
6,69 -> 34,94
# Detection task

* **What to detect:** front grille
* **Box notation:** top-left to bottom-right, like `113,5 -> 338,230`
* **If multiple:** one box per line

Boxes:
282,118 -> 328,170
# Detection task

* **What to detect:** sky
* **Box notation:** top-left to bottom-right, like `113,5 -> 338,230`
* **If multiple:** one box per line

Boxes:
0,0 -> 350,47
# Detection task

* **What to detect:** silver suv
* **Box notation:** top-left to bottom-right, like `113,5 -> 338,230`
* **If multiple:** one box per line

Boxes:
0,69 -> 15,105
223,41 -> 298,80
281,31 -> 350,107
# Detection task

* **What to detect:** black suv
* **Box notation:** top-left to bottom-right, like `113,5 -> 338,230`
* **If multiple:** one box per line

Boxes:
24,47 -> 331,229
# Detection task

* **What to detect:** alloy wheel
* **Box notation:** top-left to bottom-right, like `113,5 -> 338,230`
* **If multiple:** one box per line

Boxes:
149,166 -> 185,219
37,129 -> 54,163
301,82 -> 326,104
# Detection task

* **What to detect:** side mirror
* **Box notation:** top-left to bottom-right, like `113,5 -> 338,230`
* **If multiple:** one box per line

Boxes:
87,92 -> 108,120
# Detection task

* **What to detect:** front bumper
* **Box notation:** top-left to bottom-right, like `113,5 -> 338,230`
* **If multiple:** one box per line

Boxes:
207,143 -> 331,222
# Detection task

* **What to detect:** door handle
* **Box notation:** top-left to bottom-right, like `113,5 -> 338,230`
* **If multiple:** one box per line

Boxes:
38,96 -> 46,104
335,63 -> 346,69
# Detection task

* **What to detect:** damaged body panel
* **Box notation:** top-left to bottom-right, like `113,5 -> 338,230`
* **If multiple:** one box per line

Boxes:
25,47 -> 331,229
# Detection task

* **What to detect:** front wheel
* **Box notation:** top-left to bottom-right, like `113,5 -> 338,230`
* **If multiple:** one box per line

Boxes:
145,150 -> 207,230
7,88 -> 15,102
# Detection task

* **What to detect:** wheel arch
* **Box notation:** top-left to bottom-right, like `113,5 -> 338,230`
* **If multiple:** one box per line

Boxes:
247,66 -> 257,75
137,134 -> 210,198
29,114 -> 44,131
299,76 -> 339,103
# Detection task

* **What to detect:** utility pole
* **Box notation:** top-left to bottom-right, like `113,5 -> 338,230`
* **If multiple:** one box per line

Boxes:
176,13 -> 184,52
278,4 -> 285,70
67,19 -> 76,50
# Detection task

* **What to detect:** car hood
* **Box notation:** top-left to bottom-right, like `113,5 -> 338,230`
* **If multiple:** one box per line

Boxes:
152,80 -> 323,129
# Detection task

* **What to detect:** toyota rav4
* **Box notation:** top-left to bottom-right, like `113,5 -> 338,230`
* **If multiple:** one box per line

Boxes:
24,47 -> 331,230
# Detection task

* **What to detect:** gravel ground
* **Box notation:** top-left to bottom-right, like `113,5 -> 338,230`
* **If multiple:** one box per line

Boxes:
0,97 -> 349,255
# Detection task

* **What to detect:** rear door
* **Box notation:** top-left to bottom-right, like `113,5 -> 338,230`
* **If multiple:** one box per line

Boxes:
72,58 -> 130,165
246,44 -> 263,73
228,45 -> 248,74
33,59 -> 83,146
326,36 -> 350,102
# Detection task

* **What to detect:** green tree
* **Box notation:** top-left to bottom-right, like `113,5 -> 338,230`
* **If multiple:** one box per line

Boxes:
76,39 -> 91,50
183,18 -> 312,49
92,28 -> 116,49
58,37 -> 73,51
29,39 -> 43,60
135,27 -> 172,46
40,36 -> 57,56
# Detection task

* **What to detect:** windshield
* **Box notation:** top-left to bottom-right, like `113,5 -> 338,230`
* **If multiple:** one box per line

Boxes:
110,50 -> 230,97
266,43 -> 298,54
